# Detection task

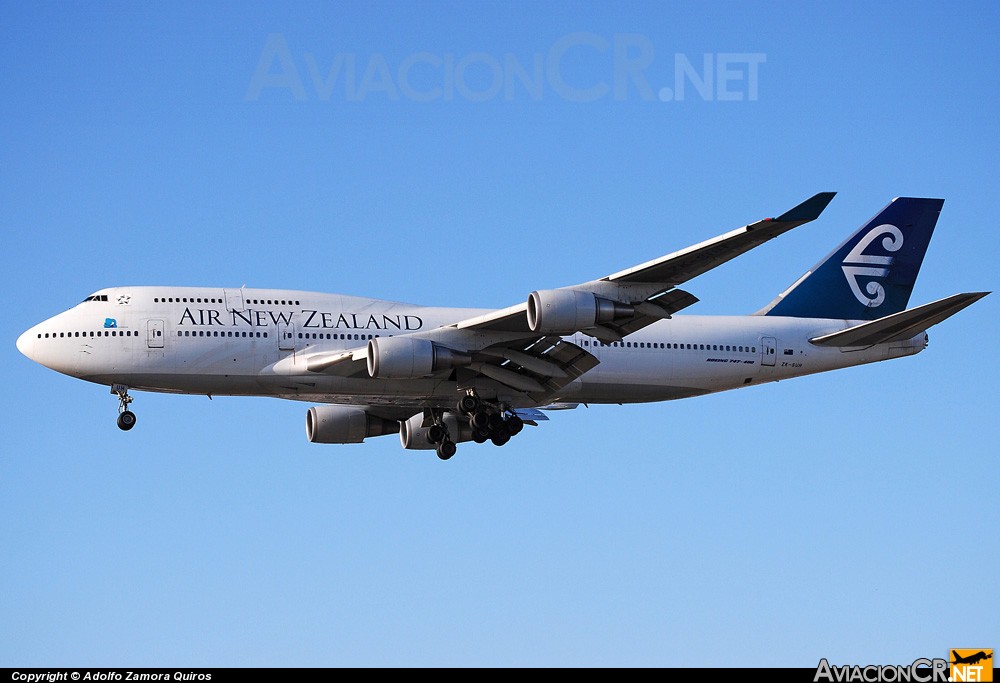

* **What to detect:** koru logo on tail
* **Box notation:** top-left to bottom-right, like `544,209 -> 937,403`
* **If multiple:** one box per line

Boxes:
842,224 -> 904,307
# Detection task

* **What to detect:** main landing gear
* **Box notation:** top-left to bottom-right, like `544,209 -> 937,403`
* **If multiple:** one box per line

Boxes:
458,393 -> 523,448
425,393 -> 527,460
466,410 -> 524,446
112,384 -> 137,431
426,422 -> 457,460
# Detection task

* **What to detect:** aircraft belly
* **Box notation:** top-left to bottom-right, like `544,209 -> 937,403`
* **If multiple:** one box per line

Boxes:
80,373 -> 265,395
578,345 -> 742,402
574,382 -> 709,403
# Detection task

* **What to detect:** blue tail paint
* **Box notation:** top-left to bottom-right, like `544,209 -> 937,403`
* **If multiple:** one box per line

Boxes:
759,197 -> 944,320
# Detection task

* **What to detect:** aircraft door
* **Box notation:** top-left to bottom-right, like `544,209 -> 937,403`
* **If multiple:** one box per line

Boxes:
224,289 -> 245,312
147,320 -> 165,348
278,322 -> 295,351
760,336 -> 777,366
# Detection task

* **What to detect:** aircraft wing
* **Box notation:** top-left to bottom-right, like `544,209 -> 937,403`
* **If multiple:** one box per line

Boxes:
602,191 -> 837,286
304,193 -> 836,401
455,192 -> 836,341
809,292 -> 989,347
305,347 -> 368,375
304,333 -> 598,404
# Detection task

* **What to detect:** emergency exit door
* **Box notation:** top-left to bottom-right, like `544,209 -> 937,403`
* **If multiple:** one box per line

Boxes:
147,320 -> 164,348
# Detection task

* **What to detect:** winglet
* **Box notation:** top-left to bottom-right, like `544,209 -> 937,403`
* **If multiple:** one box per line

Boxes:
775,192 -> 837,222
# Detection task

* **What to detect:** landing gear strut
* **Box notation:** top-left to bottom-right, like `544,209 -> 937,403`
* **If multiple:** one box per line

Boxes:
112,384 -> 136,431
424,413 -> 456,460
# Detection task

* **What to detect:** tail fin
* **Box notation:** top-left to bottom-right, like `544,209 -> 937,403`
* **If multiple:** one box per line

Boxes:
758,197 -> 944,320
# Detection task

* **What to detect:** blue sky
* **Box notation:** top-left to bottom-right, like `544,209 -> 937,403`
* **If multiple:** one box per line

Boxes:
2,0 -> 997,667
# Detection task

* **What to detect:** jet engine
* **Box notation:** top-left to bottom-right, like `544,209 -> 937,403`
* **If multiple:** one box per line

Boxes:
306,405 -> 398,444
399,413 -> 473,450
367,336 -> 471,379
526,289 -> 634,334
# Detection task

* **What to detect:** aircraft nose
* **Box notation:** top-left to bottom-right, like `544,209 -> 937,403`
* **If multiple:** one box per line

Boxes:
16,326 -> 35,359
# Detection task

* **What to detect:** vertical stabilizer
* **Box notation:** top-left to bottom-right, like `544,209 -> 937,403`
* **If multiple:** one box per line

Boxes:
759,198 -> 943,320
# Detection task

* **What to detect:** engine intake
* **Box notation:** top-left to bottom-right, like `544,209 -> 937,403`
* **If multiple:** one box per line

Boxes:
400,413 -> 473,450
367,336 -> 471,379
306,406 -> 398,444
526,289 -> 634,334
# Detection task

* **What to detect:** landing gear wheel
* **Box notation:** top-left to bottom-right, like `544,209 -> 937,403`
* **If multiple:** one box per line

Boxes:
113,385 -> 136,431
117,410 -> 137,431
490,432 -> 510,447
487,412 -> 505,432
505,414 -> 524,436
458,394 -> 480,415
427,423 -> 446,445
472,429 -> 489,444
471,411 -> 490,431
436,440 -> 457,460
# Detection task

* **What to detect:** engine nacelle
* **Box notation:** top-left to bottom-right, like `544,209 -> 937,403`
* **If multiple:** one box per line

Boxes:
306,405 -> 398,444
399,413 -> 473,450
367,336 -> 470,379
526,289 -> 634,334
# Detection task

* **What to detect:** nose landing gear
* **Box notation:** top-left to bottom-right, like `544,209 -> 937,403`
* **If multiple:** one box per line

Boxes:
112,384 -> 137,431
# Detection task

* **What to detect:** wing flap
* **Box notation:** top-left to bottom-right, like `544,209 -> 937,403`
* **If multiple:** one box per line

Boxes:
465,336 -> 598,401
470,362 -> 547,393
809,292 -> 989,347
479,347 -> 569,378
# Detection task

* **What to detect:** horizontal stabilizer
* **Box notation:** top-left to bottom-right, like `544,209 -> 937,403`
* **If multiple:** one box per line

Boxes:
536,402 -> 580,411
512,408 -> 550,422
809,292 -> 989,347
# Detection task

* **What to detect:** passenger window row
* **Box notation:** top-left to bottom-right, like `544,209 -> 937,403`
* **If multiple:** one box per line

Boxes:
38,330 -> 137,339
176,330 -> 267,338
153,296 -> 301,305
248,298 -> 300,306
581,339 -> 757,353
298,332 -> 380,341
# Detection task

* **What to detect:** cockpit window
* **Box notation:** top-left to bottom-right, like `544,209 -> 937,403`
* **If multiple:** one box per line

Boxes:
82,295 -> 109,302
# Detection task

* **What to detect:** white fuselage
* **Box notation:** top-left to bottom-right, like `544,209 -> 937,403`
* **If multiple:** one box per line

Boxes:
16,286 -> 926,409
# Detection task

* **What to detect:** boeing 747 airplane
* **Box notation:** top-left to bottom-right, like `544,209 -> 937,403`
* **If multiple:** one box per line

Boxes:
16,193 -> 987,459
